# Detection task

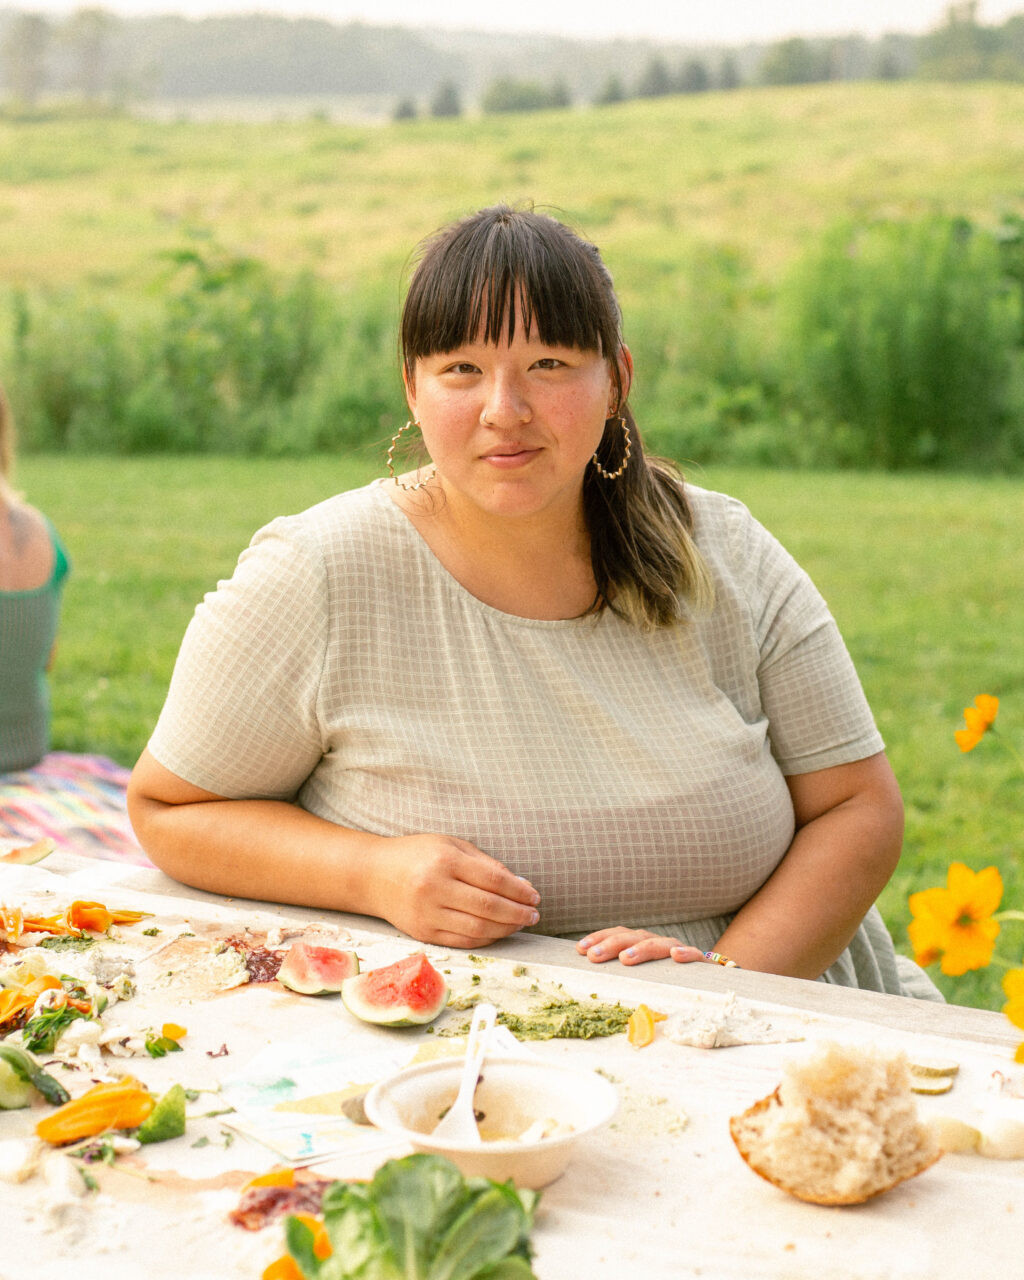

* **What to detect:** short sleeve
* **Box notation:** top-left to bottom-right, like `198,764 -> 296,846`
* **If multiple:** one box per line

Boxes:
147,519 -> 329,799
722,498 -> 884,775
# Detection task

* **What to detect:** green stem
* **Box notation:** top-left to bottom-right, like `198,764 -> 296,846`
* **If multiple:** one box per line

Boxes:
995,910 -> 1024,924
990,726 -> 1024,776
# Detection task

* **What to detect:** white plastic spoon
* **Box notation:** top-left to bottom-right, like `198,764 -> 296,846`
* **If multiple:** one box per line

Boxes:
431,1001 -> 497,1144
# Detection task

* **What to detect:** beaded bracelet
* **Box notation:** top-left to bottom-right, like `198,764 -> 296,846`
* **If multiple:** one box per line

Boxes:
703,950 -> 740,968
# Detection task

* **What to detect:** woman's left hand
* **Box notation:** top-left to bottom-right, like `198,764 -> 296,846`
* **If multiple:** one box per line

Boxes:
576,927 -> 710,966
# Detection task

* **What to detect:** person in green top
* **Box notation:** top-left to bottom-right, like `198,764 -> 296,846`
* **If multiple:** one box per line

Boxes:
0,383 -> 69,772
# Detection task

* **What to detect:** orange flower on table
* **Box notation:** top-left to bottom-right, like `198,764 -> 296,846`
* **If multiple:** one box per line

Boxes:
955,694 -> 999,753
908,861 -> 1003,976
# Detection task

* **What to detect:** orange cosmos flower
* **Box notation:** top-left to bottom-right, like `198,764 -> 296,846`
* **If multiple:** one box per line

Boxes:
1002,969 -> 1024,1064
955,694 -> 999,752
1003,969 -> 1024,1029
908,862 -> 1003,975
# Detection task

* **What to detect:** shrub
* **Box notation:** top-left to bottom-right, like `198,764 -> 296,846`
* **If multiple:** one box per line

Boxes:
780,216 -> 1024,468
3,240 -> 405,456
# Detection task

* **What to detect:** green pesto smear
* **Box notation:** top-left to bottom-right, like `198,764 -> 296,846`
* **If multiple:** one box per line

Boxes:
455,998 -> 635,1041
500,999 -> 633,1040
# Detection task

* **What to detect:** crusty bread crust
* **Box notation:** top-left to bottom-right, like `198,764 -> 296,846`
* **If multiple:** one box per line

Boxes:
729,1043 -> 943,1205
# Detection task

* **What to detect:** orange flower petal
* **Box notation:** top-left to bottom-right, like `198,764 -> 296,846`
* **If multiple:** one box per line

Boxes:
955,728 -> 982,752
1004,1000 -> 1024,1031
947,862 -> 1003,917
963,707 -> 987,734
1002,970 -> 1024,1002
973,694 -> 999,725
908,885 -> 959,927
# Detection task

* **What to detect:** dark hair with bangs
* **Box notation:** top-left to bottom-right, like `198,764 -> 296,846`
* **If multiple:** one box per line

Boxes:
402,205 -> 623,391
400,205 -> 713,629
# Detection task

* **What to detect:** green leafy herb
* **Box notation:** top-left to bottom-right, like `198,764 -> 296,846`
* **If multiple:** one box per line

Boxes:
77,1137 -> 120,1166
21,1003 -> 89,1055
142,927 -> 161,936
285,1153 -> 538,1279
145,1033 -> 185,1058
37,933 -> 95,952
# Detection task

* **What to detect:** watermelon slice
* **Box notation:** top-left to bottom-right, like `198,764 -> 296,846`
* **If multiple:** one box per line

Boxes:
341,952 -> 448,1026
277,943 -> 360,995
0,839 -> 55,866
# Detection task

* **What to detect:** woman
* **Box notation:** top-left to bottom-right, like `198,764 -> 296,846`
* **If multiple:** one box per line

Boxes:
128,204 -> 936,999
0,383 -> 70,772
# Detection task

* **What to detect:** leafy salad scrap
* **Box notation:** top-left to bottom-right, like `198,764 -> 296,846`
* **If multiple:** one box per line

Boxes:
279,1153 -> 539,1280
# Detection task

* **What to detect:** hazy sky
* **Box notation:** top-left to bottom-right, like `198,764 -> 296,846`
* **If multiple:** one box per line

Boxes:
17,0 -> 1024,43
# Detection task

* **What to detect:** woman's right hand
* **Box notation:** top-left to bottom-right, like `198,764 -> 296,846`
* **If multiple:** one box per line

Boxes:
362,834 -> 541,949
129,752 -> 540,950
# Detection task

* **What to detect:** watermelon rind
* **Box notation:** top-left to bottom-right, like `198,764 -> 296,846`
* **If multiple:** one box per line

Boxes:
0,839 -> 55,866
341,952 -> 448,1027
277,943 -> 360,996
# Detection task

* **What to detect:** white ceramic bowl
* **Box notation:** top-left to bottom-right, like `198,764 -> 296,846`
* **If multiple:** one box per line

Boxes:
364,1054 -> 618,1189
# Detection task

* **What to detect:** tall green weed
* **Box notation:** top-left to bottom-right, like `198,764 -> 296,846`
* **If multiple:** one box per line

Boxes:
4,238 -> 404,457
780,216 -> 1023,468
5,218 -> 1024,470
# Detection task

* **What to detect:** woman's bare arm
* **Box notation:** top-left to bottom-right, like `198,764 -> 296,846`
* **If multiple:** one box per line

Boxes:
127,749 -> 540,949
578,752 -> 903,979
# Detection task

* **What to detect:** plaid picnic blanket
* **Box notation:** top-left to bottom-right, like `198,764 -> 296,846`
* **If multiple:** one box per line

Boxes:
0,752 -> 155,867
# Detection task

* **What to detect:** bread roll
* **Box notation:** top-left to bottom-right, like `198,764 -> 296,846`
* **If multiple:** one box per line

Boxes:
729,1041 -> 942,1204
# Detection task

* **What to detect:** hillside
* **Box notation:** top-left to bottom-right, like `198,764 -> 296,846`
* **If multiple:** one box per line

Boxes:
1,80 -> 1022,298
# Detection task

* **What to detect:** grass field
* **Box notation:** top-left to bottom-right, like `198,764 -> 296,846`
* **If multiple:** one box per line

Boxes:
3,81 -> 1024,304
16,454 -> 1024,1011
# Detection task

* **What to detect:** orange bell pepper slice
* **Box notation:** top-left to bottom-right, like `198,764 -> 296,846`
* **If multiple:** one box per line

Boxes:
260,1212 -> 332,1280
0,904 -> 24,942
21,912 -> 80,936
161,1022 -> 187,1042
262,1258 -> 304,1280
627,1003 -> 667,1048
62,901 -> 152,933
35,1077 -> 155,1146
293,1214 -> 332,1260
0,974 -> 63,1030
241,1166 -> 296,1194
63,901 -> 115,932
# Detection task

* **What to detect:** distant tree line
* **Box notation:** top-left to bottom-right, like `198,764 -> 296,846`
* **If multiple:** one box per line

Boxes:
1,2 -> 1023,115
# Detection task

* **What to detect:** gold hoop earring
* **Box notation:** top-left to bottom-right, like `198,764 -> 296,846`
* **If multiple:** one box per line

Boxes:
386,421 -> 437,491
591,417 -> 631,481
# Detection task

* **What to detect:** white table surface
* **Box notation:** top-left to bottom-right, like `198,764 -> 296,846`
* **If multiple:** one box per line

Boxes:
3,852 -> 1022,1280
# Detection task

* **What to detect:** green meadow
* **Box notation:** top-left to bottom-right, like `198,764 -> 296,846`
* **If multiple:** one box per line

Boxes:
3,81 -> 1024,292
6,82 -> 1024,1009
5,81 -> 1024,468
18,455 -> 1024,1011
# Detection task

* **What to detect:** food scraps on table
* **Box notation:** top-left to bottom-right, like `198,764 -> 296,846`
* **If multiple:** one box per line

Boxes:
627,1003 -> 667,1048
251,1153 -> 540,1280
729,1041 -> 942,1205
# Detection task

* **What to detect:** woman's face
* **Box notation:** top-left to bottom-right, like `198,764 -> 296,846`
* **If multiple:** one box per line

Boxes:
404,328 -> 630,526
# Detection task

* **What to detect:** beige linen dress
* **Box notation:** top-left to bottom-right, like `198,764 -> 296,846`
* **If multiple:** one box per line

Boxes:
149,480 -> 939,999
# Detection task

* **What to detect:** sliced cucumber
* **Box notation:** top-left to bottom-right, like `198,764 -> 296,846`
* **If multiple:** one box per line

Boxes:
0,1059 -> 33,1110
0,1042 -> 70,1106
